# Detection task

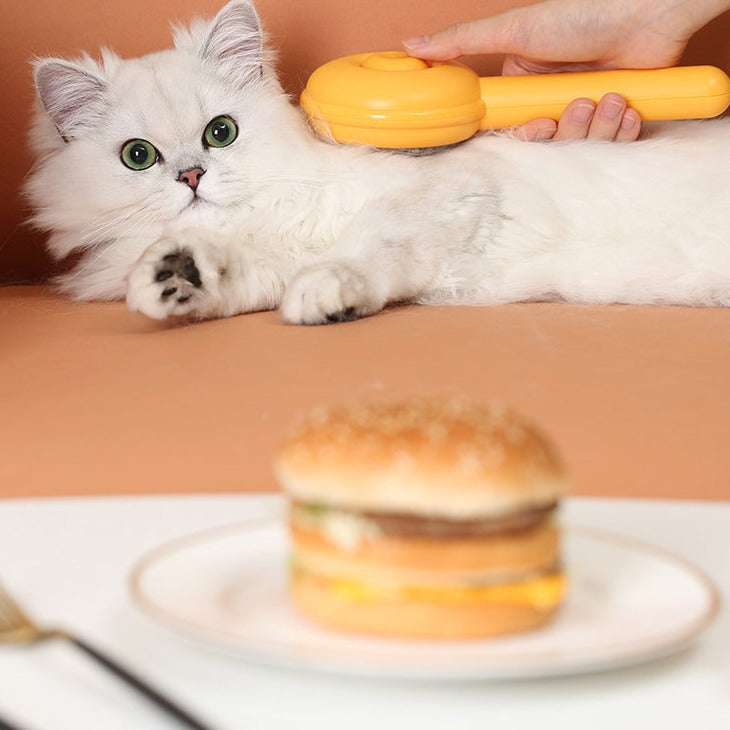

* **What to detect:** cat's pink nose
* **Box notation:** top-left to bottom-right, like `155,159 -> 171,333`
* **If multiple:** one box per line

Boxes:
177,167 -> 206,191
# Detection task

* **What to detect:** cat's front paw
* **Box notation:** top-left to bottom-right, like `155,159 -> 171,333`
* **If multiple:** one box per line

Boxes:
280,262 -> 383,325
127,238 -> 222,320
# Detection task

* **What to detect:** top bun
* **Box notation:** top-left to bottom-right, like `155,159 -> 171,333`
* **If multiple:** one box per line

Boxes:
275,396 -> 568,519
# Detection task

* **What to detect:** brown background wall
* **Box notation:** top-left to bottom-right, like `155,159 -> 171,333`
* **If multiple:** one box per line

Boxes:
2,0 -> 729,286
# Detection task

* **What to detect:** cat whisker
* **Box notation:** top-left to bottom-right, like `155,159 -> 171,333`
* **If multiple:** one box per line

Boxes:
80,202 -> 142,238
218,170 -> 358,188
80,210 -> 161,255
80,197 -> 169,247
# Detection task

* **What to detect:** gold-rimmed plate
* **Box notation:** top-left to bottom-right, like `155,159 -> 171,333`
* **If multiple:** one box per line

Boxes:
128,503 -> 720,680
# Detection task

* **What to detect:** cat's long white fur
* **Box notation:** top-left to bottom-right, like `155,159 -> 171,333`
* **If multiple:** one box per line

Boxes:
26,1 -> 730,324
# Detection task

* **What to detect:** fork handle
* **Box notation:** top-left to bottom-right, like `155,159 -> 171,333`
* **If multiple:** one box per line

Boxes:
68,636 -> 214,730
0,713 -> 27,730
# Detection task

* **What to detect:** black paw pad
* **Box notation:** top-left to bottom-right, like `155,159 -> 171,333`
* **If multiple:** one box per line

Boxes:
325,307 -> 357,324
156,251 -> 203,288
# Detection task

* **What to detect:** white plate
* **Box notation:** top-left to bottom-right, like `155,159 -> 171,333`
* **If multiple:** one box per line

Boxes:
128,502 -> 720,680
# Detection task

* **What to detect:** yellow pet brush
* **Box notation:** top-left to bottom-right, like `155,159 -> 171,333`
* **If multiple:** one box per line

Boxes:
301,51 -> 730,148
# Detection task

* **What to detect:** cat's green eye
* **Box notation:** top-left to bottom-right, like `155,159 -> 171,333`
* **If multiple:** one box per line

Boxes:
203,116 -> 238,148
120,139 -> 159,171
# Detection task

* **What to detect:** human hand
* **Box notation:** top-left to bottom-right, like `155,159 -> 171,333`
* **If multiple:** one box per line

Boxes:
516,94 -> 641,143
403,0 -> 727,142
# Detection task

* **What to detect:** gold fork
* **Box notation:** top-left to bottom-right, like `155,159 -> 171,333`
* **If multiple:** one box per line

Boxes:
0,580 -> 213,729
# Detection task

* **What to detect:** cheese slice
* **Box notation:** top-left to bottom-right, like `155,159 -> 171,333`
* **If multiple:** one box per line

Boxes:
297,567 -> 566,610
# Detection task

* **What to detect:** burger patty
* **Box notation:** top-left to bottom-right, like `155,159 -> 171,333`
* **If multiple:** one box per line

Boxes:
294,501 -> 558,539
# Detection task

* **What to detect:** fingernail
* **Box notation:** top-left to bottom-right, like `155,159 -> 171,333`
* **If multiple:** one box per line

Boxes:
621,110 -> 639,129
403,35 -> 430,48
600,97 -> 625,120
536,129 -> 556,141
571,102 -> 595,124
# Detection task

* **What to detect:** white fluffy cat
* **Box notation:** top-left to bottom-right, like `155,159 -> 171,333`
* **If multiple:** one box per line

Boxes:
26,0 -> 730,324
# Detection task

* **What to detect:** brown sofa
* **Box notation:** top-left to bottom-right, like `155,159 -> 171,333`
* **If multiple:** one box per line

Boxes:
2,0 -> 729,501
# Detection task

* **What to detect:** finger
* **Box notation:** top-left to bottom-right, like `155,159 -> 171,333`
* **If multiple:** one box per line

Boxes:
403,14 -> 518,60
614,108 -> 642,142
587,93 -> 627,141
513,118 -> 558,142
402,35 -> 458,60
501,55 -> 600,76
552,98 -> 596,141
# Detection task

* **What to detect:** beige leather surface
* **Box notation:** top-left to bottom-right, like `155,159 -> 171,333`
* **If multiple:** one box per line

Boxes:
2,1 -> 730,501
2,286 -> 728,501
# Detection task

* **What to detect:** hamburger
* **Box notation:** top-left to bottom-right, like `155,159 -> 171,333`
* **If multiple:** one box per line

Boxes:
274,396 -> 568,639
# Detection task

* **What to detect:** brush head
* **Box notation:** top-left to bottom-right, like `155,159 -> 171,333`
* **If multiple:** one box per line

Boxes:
302,53 -> 730,149
300,51 -> 485,149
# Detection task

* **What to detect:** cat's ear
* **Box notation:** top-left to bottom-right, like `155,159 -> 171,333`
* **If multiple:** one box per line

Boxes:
199,1 -> 264,86
34,60 -> 107,141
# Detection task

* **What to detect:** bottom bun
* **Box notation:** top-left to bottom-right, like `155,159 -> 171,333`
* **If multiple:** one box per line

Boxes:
291,570 -> 563,640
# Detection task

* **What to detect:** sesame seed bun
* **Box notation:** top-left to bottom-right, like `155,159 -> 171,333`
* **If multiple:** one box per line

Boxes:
288,518 -> 566,639
290,570 -> 562,639
276,396 -> 568,639
290,520 -> 561,584
275,396 -> 567,519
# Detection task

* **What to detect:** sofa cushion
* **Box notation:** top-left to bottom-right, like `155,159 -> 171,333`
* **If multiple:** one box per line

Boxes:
2,286 -> 728,500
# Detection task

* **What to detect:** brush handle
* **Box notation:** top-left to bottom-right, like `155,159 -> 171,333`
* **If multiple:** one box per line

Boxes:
479,66 -> 730,129
302,52 -> 730,148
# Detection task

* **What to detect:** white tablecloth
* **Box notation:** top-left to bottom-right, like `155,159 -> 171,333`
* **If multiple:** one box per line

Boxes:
0,495 -> 727,730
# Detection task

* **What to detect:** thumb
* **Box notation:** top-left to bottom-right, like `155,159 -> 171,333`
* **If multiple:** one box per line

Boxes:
403,13 -> 520,60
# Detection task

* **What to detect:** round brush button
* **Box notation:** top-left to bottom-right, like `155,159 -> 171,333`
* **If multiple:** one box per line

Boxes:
361,51 -> 430,72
